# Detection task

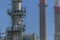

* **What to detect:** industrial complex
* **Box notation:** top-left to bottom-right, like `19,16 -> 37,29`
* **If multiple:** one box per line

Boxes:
0,0 -> 39,40
0,0 -> 60,40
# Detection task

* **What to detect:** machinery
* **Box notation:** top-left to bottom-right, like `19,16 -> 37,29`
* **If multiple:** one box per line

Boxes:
6,0 -> 26,40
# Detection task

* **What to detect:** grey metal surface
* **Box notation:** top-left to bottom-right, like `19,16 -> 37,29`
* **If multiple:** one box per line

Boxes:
40,0 -> 47,40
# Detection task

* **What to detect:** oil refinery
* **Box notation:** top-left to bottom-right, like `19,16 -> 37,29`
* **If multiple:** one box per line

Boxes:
0,0 -> 39,40
0,0 -> 60,40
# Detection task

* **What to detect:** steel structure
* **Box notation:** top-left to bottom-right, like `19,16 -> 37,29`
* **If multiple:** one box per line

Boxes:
0,0 -> 40,40
54,0 -> 60,40
40,0 -> 47,40
6,0 -> 26,40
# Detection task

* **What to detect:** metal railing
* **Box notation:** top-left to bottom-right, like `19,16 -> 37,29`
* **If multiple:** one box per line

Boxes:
7,7 -> 26,16
6,24 -> 26,32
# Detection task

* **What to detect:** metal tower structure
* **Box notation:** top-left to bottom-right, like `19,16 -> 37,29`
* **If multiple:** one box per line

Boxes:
40,0 -> 47,40
6,0 -> 26,40
54,0 -> 60,40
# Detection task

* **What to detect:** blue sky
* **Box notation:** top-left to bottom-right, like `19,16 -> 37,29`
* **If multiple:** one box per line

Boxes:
0,0 -> 54,40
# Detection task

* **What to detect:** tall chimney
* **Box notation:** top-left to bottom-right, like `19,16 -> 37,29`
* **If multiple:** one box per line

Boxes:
40,0 -> 47,40
54,0 -> 60,40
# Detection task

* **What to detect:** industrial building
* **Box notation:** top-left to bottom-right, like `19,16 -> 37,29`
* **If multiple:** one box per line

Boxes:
0,0 -> 39,40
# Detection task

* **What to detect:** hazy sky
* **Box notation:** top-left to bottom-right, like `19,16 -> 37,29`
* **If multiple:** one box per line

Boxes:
0,0 -> 54,40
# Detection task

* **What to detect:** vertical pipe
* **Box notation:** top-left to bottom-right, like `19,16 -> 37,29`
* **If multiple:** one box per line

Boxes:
40,0 -> 47,40
54,0 -> 60,40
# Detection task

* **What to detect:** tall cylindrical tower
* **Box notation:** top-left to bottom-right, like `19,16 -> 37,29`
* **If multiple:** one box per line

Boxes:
6,0 -> 26,40
54,0 -> 60,40
40,0 -> 47,40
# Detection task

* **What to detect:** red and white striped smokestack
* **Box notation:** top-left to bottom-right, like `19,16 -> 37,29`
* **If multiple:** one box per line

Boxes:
54,0 -> 60,15
54,0 -> 60,40
40,0 -> 47,40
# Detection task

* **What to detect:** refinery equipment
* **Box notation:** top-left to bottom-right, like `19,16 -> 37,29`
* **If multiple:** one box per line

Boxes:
54,0 -> 60,40
0,0 -> 39,40
40,0 -> 47,40
6,0 -> 26,40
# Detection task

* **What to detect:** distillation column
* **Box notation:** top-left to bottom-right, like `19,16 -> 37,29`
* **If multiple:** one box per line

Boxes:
54,0 -> 60,40
6,0 -> 26,40
40,0 -> 47,40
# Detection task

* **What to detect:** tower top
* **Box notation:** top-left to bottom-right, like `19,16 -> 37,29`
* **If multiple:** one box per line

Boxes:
40,0 -> 46,4
55,0 -> 60,7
